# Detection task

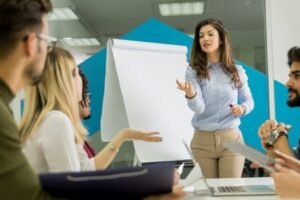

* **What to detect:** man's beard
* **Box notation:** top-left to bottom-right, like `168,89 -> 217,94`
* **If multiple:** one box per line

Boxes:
287,88 -> 300,107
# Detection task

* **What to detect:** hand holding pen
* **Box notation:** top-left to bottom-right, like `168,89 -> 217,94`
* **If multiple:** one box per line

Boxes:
229,104 -> 245,117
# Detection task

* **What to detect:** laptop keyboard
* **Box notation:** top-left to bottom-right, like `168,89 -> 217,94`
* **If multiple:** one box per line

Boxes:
216,186 -> 247,193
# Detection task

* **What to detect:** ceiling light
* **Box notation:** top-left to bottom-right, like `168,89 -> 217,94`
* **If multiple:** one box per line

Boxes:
159,2 -> 204,16
48,7 -> 79,21
62,38 -> 101,47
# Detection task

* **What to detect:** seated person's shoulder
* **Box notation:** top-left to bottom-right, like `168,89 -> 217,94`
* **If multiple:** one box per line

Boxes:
40,110 -> 74,138
0,98 -> 19,140
0,98 -> 15,124
45,110 -> 71,124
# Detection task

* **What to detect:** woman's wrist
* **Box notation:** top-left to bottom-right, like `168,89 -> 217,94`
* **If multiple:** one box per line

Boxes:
185,92 -> 197,99
108,143 -> 119,152
241,104 -> 247,115
119,128 -> 130,141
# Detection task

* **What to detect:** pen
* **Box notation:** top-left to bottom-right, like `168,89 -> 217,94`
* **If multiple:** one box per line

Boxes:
177,163 -> 185,176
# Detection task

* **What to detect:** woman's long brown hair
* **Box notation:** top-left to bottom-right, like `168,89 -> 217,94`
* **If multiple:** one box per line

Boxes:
190,18 -> 241,87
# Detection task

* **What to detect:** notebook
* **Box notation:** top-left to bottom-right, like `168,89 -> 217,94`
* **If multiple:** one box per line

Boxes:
182,140 -> 276,196
39,163 -> 175,200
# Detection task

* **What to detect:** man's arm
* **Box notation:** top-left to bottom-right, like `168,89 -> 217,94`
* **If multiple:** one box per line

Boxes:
0,101 -> 51,200
266,135 -> 295,158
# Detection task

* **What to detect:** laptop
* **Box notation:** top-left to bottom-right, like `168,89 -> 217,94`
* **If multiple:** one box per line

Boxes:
182,140 -> 276,196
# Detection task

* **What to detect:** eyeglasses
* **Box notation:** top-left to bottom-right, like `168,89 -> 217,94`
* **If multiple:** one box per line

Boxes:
36,34 -> 57,52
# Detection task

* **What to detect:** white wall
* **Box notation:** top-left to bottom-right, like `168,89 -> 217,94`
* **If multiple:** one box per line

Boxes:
266,0 -> 300,85
265,0 -> 300,118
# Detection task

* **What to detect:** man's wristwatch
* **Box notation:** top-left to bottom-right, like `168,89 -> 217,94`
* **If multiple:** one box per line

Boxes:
265,130 -> 288,148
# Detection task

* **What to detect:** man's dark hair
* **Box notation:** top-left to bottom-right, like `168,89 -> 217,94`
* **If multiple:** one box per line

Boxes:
288,46 -> 300,66
0,0 -> 53,58
79,69 -> 89,107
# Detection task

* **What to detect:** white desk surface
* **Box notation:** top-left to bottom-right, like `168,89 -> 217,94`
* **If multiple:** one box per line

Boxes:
183,177 -> 279,200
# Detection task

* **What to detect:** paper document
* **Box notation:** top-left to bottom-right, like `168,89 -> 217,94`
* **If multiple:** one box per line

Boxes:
223,141 -> 275,172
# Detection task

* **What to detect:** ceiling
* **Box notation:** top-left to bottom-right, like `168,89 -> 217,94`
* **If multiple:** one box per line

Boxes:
50,0 -> 266,63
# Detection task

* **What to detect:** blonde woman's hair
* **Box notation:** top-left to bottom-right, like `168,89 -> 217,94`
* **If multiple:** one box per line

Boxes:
19,47 -> 86,143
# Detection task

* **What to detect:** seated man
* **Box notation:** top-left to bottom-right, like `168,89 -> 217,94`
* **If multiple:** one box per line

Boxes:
257,46 -> 300,199
258,46 -> 300,159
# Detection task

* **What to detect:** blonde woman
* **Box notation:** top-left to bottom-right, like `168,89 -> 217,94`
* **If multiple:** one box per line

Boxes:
19,47 -> 162,173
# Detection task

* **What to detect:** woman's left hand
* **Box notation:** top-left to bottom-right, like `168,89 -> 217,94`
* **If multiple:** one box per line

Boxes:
230,104 -> 244,117
122,128 -> 163,142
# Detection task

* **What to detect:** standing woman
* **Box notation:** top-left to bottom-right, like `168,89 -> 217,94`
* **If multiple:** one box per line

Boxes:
177,18 -> 254,178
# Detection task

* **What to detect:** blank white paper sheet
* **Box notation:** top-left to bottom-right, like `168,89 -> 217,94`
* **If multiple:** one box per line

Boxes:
102,38 -> 194,163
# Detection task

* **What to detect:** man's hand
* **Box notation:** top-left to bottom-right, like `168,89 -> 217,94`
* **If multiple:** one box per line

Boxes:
271,163 -> 300,199
273,150 -> 300,173
258,119 -> 277,143
258,119 -> 289,148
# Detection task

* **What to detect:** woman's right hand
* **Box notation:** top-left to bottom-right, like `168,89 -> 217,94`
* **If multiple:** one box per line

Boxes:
121,128 -> 163,142
176,79 -> 196,98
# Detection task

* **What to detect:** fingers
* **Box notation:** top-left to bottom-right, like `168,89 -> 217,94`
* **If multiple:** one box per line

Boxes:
250,162 -> 261,169
258,119 -> 277,141
274,150 -> 300,167
273,163 -> 290,173
149,137 -> 163,142
176,80 -> 195,97
273,149 -> 290,160
147,136 -> 163,142
176,79 -> 186,91
144,186 -> 185,200
274,158 -> 285,166
230,104 -> 243,116
173,170 -> 180,186
143,132 -> 163,142
146,131 -> 160,135
172,185 -> 186,198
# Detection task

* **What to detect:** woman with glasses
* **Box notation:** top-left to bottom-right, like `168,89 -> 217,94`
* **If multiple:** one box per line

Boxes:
19,47 -> 163,172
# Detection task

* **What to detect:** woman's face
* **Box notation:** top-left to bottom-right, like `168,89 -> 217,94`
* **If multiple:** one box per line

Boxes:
199,24 -> 221,56
72,67 -> 83,102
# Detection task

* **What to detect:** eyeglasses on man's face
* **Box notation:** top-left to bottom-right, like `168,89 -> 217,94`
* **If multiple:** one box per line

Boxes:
23,33 -> 57,52
37,34 -> 57,52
